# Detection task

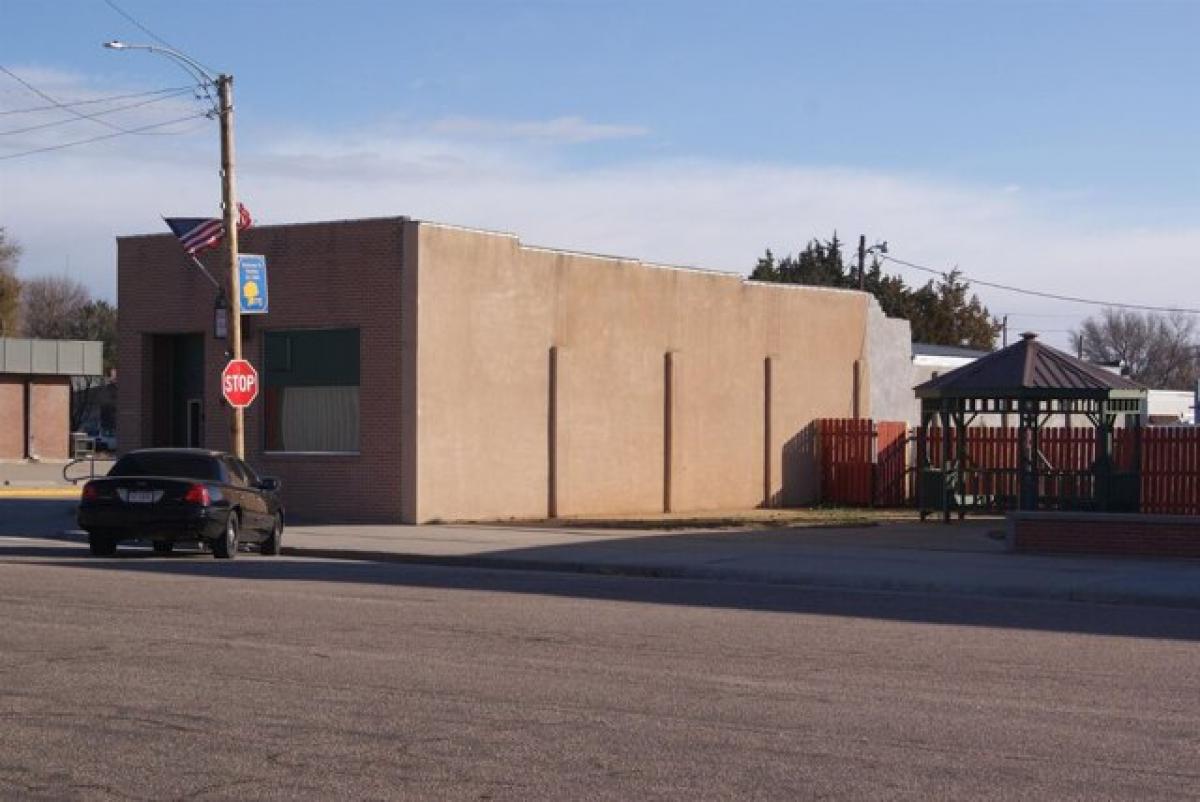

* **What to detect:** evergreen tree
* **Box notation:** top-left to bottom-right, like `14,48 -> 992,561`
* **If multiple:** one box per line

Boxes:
749,235 -> 1000,350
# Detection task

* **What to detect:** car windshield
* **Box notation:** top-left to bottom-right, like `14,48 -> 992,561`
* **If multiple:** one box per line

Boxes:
109,453 -> 222,481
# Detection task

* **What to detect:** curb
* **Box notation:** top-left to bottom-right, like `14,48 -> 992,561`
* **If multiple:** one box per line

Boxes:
0,488 -> 80,499
278,545 -> 1200,611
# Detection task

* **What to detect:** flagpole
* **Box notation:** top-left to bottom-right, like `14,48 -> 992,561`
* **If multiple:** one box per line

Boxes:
188,255 -> 222,290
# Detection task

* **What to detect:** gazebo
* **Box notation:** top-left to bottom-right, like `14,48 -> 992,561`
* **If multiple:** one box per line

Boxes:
914,332 -> 1147,521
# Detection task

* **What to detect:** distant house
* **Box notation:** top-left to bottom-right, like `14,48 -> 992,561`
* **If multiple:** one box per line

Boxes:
908,342 -> 993,425
0,338 -> 104,460
913,342 -> 992,381
1146,390 -> 1195,425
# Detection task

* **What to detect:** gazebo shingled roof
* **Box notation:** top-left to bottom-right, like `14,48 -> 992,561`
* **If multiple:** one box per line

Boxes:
915,332 -> 1144,400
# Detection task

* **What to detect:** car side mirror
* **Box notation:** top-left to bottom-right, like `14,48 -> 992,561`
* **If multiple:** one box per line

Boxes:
256,477 -> 281,492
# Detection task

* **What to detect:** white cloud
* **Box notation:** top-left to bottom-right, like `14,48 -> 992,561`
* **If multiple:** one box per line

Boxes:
5,70 -> 1200,353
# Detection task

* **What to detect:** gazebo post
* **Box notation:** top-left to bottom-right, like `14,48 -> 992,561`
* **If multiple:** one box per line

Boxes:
939,405 -> 952,523
955,409 -> 969,520
1094,407 -> 1112,512
917,402 -> 933,520
1018,400 -> 1037,512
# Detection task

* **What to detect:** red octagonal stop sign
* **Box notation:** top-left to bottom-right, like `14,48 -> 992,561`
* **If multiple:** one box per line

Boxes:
221,359 -> 259,408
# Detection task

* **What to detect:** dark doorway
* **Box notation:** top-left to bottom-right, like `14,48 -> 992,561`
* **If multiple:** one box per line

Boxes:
186,399 -> 203,448
149,334 -> 205,448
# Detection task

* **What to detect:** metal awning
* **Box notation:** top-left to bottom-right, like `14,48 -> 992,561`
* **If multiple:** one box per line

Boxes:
0,338 -> 104,377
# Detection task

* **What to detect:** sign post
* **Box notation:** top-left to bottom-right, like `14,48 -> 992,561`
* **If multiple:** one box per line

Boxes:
221,359 -> 259,409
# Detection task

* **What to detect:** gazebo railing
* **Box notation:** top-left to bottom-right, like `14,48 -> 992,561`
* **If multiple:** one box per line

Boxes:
919,425 -> 1128,517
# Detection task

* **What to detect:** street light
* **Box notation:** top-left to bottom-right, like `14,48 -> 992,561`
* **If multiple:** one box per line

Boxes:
104,40 -> 247,459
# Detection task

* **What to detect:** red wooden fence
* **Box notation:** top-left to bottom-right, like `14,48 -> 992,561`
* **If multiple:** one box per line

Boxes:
875,422 -> 908,506
819,419 -> 1200,514
818,418 -> 877,505
1139,427 -> 1200,515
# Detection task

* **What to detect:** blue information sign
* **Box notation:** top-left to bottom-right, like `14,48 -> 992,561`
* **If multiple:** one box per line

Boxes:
237,254 -> 268,314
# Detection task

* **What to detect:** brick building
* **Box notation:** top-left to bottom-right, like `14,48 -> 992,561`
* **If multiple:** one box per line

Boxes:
0,338 -> 103,460
117,216 -> 912,523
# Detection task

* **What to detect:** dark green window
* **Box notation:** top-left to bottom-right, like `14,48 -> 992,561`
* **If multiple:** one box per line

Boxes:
263,329 -> 360,452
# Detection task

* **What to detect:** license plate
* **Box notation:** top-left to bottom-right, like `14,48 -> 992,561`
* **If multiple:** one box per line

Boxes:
127,490 -> 157,504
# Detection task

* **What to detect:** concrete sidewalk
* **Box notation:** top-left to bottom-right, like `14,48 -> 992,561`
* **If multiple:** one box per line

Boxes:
279,519 -> 1200,611
5,497 -> 1197,610
0,458 -> 110,495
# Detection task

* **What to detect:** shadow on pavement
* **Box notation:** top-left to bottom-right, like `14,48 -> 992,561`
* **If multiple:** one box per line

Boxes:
0,499 -> 78,538
6,537 -> 1200,643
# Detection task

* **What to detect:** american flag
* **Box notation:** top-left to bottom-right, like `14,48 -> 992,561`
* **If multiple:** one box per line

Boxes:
164,203 -> 253,255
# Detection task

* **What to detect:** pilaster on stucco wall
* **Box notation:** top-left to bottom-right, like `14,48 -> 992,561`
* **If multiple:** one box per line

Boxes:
865,300 -> 915,425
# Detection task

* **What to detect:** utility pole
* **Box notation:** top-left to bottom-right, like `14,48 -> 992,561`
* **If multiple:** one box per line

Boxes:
104,41 -> 247,458
217,74 -> 244,459
857,235 -> 866,291
856,236 -> 888,292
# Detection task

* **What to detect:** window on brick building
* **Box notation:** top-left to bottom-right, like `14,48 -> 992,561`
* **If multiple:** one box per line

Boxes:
263,328 -> 360,453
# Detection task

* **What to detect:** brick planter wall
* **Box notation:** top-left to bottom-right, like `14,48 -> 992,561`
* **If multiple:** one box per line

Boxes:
1007,512 -> 1200,559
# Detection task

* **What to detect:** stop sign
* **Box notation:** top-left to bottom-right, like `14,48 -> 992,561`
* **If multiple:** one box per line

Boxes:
221,359 -> 259,408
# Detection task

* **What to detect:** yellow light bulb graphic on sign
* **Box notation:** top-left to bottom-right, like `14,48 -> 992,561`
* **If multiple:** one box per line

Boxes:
243,281 -> 260,304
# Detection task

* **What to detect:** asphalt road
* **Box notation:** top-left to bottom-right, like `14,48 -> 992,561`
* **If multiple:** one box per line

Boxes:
1,541 -> 1199,801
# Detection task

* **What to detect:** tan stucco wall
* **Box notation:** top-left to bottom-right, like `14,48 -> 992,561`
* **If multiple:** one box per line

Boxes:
413,223 -> 872,522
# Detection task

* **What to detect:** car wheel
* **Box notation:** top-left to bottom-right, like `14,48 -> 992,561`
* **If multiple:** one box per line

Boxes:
213,513 -> 239,560
261,513 -> 283,556
88,531 -> 117,557
152,540 -> 174,554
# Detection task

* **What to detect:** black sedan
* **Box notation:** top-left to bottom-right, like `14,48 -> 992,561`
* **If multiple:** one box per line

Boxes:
78,449 -> 284,559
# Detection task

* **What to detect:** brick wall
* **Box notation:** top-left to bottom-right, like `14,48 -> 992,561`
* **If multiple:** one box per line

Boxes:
1008,512 -> 1200,559
0,376 -> 24,458
28,377 -> 70,460
117,217 -> 409,522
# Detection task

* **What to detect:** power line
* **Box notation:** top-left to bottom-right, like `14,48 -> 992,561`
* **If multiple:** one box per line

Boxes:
101,0 -> 218,77
999,311 -> 1084,318
0,85 -> 194,115
0,112 -> 209,160
0,88 -> 194,136
0,64 -> 208,137
1,63 -> 153,135
101,0 -> 220,110
882,253 -> 1200,315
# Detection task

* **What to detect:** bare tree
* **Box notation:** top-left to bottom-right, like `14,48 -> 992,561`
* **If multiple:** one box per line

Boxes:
1072,308 -> 1200,389
20,275 -> 90,339
18,276 -> 118,432
0,228 -> 20,336
66,300 -> 117,432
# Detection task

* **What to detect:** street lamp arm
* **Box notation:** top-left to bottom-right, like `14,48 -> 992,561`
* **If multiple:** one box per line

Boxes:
103,41 -> 218,86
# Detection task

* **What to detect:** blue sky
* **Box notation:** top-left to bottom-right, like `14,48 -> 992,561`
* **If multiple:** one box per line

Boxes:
3,0 -> 1199,346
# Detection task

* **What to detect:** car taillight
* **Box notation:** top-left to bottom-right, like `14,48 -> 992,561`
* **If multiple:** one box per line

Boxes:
81,482 -> 99,501
183,484 -> 211,506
